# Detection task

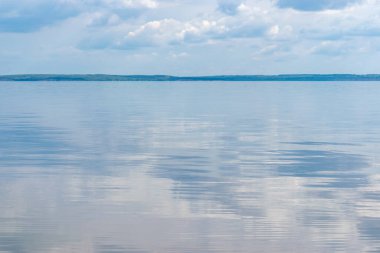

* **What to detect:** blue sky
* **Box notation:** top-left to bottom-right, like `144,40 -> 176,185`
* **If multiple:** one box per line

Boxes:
0,0 -> 379,75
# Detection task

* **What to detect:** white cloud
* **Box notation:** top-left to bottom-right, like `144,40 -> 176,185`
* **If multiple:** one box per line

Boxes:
78,0 -> 380,51
2,0 -> 380,74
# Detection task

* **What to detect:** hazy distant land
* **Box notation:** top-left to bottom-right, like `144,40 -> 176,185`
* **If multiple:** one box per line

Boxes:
2,74 -> 380,81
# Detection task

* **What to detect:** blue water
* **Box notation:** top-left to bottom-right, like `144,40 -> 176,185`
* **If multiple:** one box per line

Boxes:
1,81 -> 380,253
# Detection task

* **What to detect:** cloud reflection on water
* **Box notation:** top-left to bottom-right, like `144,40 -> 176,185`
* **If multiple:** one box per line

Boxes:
1,82 -> 380,252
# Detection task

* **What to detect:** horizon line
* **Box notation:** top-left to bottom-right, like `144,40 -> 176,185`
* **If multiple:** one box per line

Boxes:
2,74 -> 380,82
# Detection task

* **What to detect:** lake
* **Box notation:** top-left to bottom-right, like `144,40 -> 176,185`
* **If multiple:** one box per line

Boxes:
1,81 -> 380,252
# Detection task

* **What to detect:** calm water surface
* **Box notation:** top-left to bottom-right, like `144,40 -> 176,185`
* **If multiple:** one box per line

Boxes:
1,81 -> 380,252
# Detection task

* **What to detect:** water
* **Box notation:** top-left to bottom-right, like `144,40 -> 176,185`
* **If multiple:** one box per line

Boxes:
1,81 -> 380,253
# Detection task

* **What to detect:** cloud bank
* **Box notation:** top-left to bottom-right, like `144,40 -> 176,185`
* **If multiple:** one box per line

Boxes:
0,0 -> 380,74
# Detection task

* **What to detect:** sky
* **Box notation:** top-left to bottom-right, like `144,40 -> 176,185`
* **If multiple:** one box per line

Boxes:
0,0 -> 380,75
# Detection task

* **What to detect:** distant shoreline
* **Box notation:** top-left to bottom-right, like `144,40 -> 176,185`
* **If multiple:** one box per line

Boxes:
2,74 -> 380,82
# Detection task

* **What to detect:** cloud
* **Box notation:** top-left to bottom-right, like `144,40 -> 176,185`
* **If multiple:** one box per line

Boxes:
102,0 -> 158,9
276,0 -> 361,11
2,0 -> 380,74
217,0 -> 242,15
0,0 -> 158,32
76,0 -> 380,55
79,2 -> 272,50
0,0 -> 80,32
80,17 -> 270,50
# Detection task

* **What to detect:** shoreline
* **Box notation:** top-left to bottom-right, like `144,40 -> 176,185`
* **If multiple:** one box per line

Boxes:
2,74 -> 380,82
